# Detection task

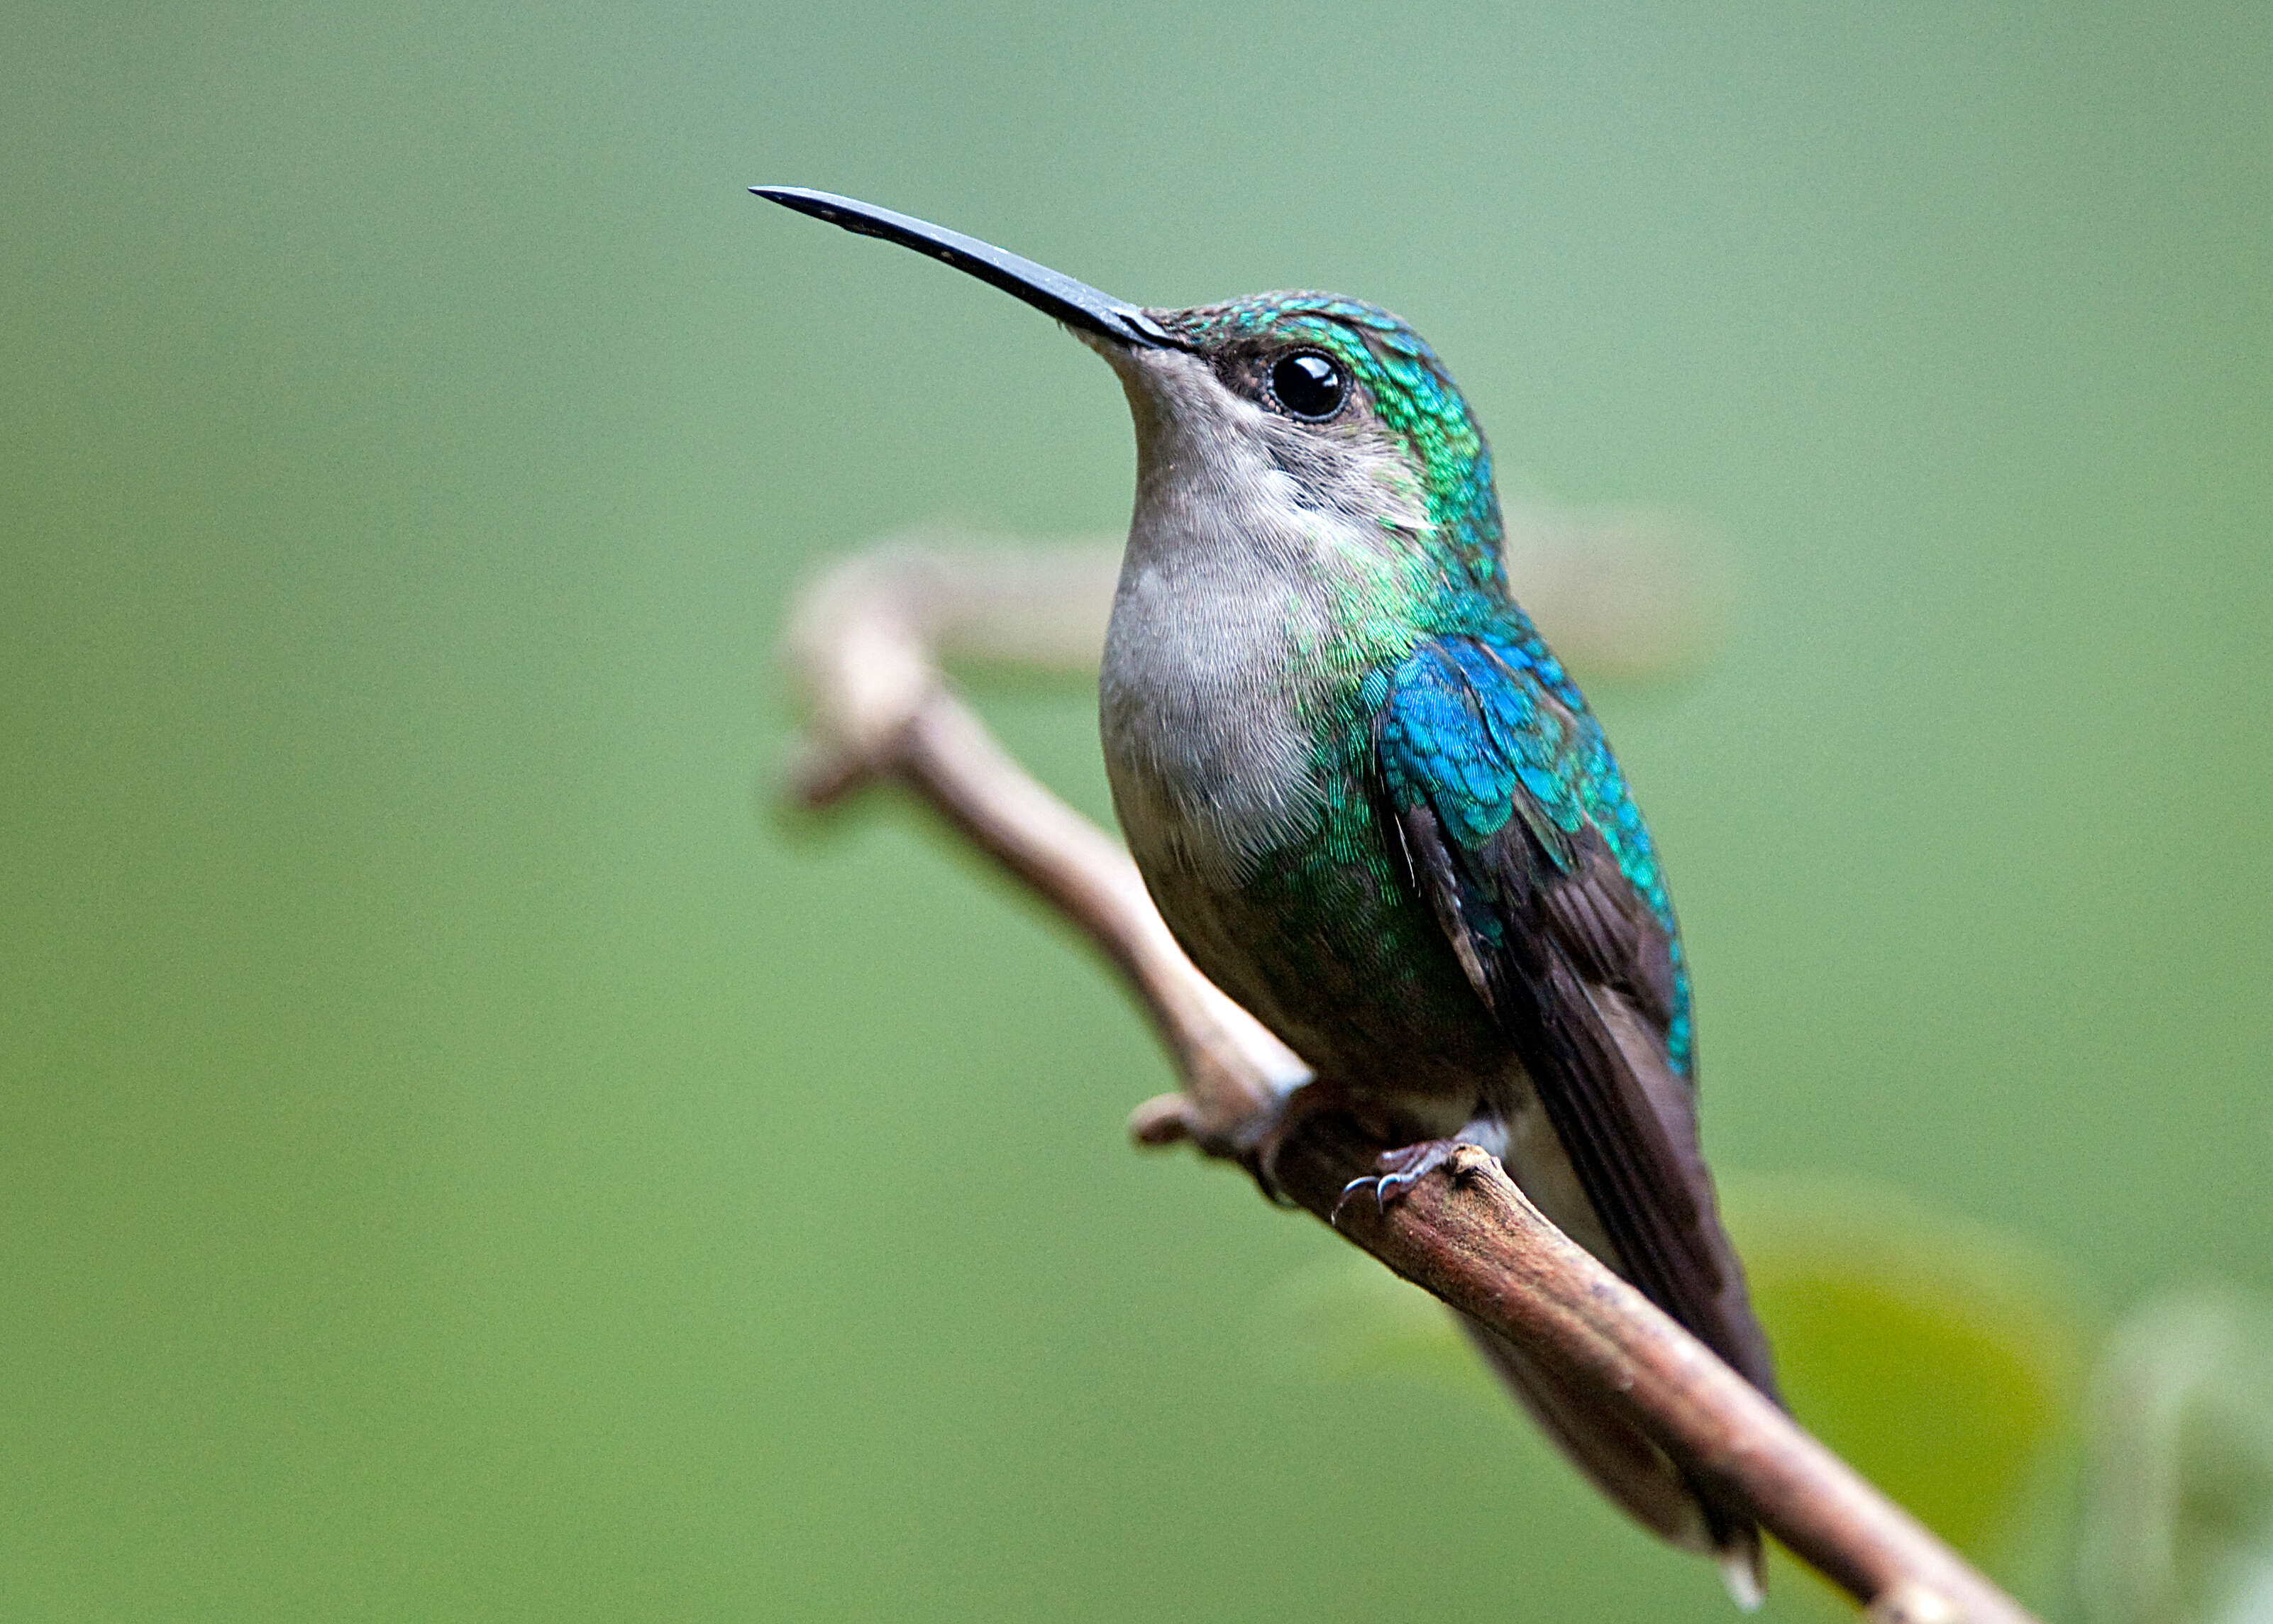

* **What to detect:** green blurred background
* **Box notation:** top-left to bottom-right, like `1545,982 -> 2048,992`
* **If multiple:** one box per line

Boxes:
4,3 -> 2268,1618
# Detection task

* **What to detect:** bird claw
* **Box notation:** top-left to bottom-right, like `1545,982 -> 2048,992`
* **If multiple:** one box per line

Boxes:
1329,1139 -> 1462,1225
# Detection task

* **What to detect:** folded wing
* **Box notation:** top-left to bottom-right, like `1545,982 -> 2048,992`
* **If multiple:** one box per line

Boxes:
1374,636 -> 1779,1589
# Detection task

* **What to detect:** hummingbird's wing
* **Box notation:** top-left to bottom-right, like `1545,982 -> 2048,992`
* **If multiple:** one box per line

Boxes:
1372,635 -> 1777,1402
1375,636 -> 1777,1598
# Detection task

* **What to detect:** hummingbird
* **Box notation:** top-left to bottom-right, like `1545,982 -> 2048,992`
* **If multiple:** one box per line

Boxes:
758,187 -> 1781,1603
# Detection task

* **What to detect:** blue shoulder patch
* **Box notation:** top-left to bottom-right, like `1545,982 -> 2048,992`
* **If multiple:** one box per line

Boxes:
1375,640 -> 1584,861
1370,635 -> 1694,1076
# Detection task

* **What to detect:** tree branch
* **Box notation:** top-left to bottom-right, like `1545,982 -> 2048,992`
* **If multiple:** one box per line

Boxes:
780,533 -> 2038,1624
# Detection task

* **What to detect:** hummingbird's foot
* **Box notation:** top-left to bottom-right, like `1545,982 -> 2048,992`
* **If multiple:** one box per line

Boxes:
1330,1139 -> 1464,1226
1237,1080 -> 1362,1207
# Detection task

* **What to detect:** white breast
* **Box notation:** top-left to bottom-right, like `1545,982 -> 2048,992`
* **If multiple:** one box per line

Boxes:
1100,539 -> 1329,887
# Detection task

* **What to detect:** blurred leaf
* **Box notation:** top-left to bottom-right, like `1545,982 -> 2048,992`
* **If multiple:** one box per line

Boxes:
1720,1175 -> 2094,1574
2079,1289 -> 2273,1624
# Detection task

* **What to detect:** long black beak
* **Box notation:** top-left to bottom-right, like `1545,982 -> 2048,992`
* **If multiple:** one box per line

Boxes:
751,187 -> 1183,350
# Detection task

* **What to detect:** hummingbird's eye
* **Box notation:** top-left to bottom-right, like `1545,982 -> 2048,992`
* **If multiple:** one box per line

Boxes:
1268,350 -> 1346,421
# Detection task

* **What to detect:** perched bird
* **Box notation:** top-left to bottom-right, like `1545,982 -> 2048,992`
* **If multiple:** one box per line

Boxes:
758,188 -> 1781,1603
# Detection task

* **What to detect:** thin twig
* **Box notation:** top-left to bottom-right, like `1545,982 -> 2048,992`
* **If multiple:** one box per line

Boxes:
780,535 -> 2040,1624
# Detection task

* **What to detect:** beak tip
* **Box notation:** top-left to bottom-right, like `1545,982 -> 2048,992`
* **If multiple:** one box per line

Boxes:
751,187 -> 1183,352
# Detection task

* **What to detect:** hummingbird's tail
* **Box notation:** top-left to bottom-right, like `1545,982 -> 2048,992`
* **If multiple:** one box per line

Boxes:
1454,1312 -> 1766,1609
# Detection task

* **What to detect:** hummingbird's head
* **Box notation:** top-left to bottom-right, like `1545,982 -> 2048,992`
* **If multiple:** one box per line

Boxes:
753,188 -> 1506,596
1089,293 -> 1505,594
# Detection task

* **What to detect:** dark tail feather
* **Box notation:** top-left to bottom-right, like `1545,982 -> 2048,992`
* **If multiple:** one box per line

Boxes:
1456,1312 -> 1766,1609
